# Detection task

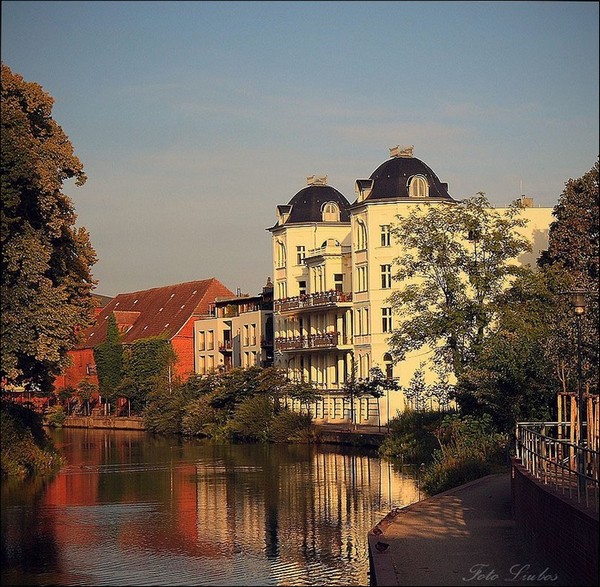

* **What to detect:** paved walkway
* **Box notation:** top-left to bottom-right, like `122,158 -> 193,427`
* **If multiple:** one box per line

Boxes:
368,473 -> 578,586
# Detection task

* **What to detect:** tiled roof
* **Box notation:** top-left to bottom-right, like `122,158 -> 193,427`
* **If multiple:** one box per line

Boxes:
78,278 -> 233,348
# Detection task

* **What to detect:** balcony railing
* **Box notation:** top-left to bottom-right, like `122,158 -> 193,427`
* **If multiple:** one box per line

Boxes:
275,291 -> 352,313
275,332 -> 342,350
515,422 -> 599,512
218,341 -> 232,353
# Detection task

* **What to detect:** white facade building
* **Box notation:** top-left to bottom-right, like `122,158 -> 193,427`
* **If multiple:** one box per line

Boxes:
268,147 -> 553,426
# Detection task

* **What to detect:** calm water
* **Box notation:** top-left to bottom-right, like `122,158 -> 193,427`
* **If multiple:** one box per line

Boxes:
1,428 -> 421,586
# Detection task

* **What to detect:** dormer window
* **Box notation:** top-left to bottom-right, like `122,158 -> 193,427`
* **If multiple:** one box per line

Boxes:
409,175 -> 429,198
322,201 -> 340,222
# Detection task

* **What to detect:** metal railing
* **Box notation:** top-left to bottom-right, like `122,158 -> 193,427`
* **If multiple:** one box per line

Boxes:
274,291 -> 352,313
515,422 -> 599,512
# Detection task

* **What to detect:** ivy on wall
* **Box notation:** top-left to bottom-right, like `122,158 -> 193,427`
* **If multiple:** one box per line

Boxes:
93,313 -> 123,403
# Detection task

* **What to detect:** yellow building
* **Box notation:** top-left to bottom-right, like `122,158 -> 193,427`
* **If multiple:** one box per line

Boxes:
194,280 -> 274,374
268,146 -> 554,426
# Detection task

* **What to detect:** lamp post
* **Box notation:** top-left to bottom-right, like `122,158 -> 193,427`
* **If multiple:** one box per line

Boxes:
567,288 -> 587,497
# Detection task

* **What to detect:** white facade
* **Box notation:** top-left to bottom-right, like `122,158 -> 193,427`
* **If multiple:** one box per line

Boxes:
269,148 -> 554,426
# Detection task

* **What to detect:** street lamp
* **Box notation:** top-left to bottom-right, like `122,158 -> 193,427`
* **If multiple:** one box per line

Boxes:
567,288 -> 587,497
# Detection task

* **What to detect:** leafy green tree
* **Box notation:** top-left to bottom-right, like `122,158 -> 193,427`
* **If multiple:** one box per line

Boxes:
387,193 -> 532,377
76,377 -> 97,416
539,160 -> 599,395
455,270 -> 558,430
1,63 -> 97,392
93,313 -> 123,412
120,337 -> 176,414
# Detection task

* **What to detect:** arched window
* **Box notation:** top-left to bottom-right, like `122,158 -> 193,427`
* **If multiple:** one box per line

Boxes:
355,219 -> 368,250
322,201 -> 340,222
409,175 -> 429,198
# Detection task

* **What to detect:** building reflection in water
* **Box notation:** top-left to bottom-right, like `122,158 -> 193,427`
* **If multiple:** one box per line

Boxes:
2,430 -> 420,586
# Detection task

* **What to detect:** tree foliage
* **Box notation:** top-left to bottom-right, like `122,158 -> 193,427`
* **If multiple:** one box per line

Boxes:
93,313 -> 123,401
387,193 -> 532,377
1,63 -> 96,392
118,337 -> 176,413
454,270 -> 558,430
538,159 -> 599,395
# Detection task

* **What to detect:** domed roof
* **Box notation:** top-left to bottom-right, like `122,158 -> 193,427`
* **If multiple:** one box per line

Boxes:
357,147 -> 455,202
269,177 -> 351,230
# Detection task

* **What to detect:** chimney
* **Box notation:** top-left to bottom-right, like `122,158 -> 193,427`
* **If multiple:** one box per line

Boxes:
519,196 -> 534,208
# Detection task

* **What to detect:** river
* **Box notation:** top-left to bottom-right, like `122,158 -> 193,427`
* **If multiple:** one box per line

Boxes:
1,428 -> 421,586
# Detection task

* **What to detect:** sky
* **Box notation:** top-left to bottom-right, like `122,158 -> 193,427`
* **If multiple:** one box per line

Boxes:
2,1 -> 598,297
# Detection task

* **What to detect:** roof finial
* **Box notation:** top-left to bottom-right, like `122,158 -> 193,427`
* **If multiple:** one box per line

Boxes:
306,175 -> 328,186
389,145 -> 414,158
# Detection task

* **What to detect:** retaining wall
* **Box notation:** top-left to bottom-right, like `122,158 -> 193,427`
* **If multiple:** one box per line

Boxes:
60,416 -> 146,430
511,458 -> 599,586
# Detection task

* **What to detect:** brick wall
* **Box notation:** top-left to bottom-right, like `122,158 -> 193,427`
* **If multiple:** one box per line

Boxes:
511,458 -> 599,586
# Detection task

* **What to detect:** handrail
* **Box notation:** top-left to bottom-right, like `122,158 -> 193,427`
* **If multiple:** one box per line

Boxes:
515,422 -> 599,512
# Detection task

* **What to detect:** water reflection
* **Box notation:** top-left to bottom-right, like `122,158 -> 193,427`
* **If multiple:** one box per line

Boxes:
2,429 -> 419,586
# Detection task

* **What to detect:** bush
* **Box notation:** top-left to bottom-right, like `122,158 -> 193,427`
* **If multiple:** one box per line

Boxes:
379,409 -> 453,463
181,394 -> 221,436
1,400 -> 64,478
418,413 -> 508,496
228,395 -> 274,442
271,409 -> 314,443
45,405 -> 66,427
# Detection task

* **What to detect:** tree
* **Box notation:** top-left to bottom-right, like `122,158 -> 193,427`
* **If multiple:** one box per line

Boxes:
1,64 -> 96,392
454,270 -> 558,431
387,193 -> 531,378
539,160 -> 599,395
93,313 -> 123,413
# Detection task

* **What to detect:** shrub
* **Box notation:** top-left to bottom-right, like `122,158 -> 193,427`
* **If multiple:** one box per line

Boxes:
379,409 -> 453,463
45,405 -> 66,427
181,395 -> 221,436
1,400 -> 64,478
271,409 -> 314,443
228,395 -> 274,442
419,413 -> 508,496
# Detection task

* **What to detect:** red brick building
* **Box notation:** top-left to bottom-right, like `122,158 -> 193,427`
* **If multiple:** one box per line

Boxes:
54,278 -> 234,392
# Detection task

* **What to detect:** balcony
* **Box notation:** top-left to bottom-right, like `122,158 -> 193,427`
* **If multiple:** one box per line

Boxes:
218,341 -> 232,354
275,291 -> 352,314
275,332 -> 345,351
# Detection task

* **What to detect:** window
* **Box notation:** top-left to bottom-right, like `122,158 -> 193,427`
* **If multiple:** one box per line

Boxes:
382,307 -> 393,333
356,220 -> 368,250
380,225 -> 391,247
277,280 -> 287,299
409,175 -> 429,198
207,330 -> 214,350
298,280 -> 307,295
251,323 -> 257,346
356,266 -> 368,292
198,331 -> 205,351
381,264 -> 392,289
243,324 -> 249,347
334,273 -> 343,293
296,246 -> 306,265
276,240 -> 287,268
322,201 -> 340,222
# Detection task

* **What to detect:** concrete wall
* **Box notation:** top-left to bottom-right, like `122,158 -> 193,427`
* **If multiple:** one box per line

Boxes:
61,416 -> 146,430
511,458 -> 599,586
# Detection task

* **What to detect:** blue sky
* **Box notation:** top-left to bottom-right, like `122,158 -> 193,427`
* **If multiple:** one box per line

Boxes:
2,1 -> 598,297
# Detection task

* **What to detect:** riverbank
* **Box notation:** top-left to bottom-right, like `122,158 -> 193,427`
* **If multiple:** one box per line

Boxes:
56,416 -> 387,446
57,415 -> 146,430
